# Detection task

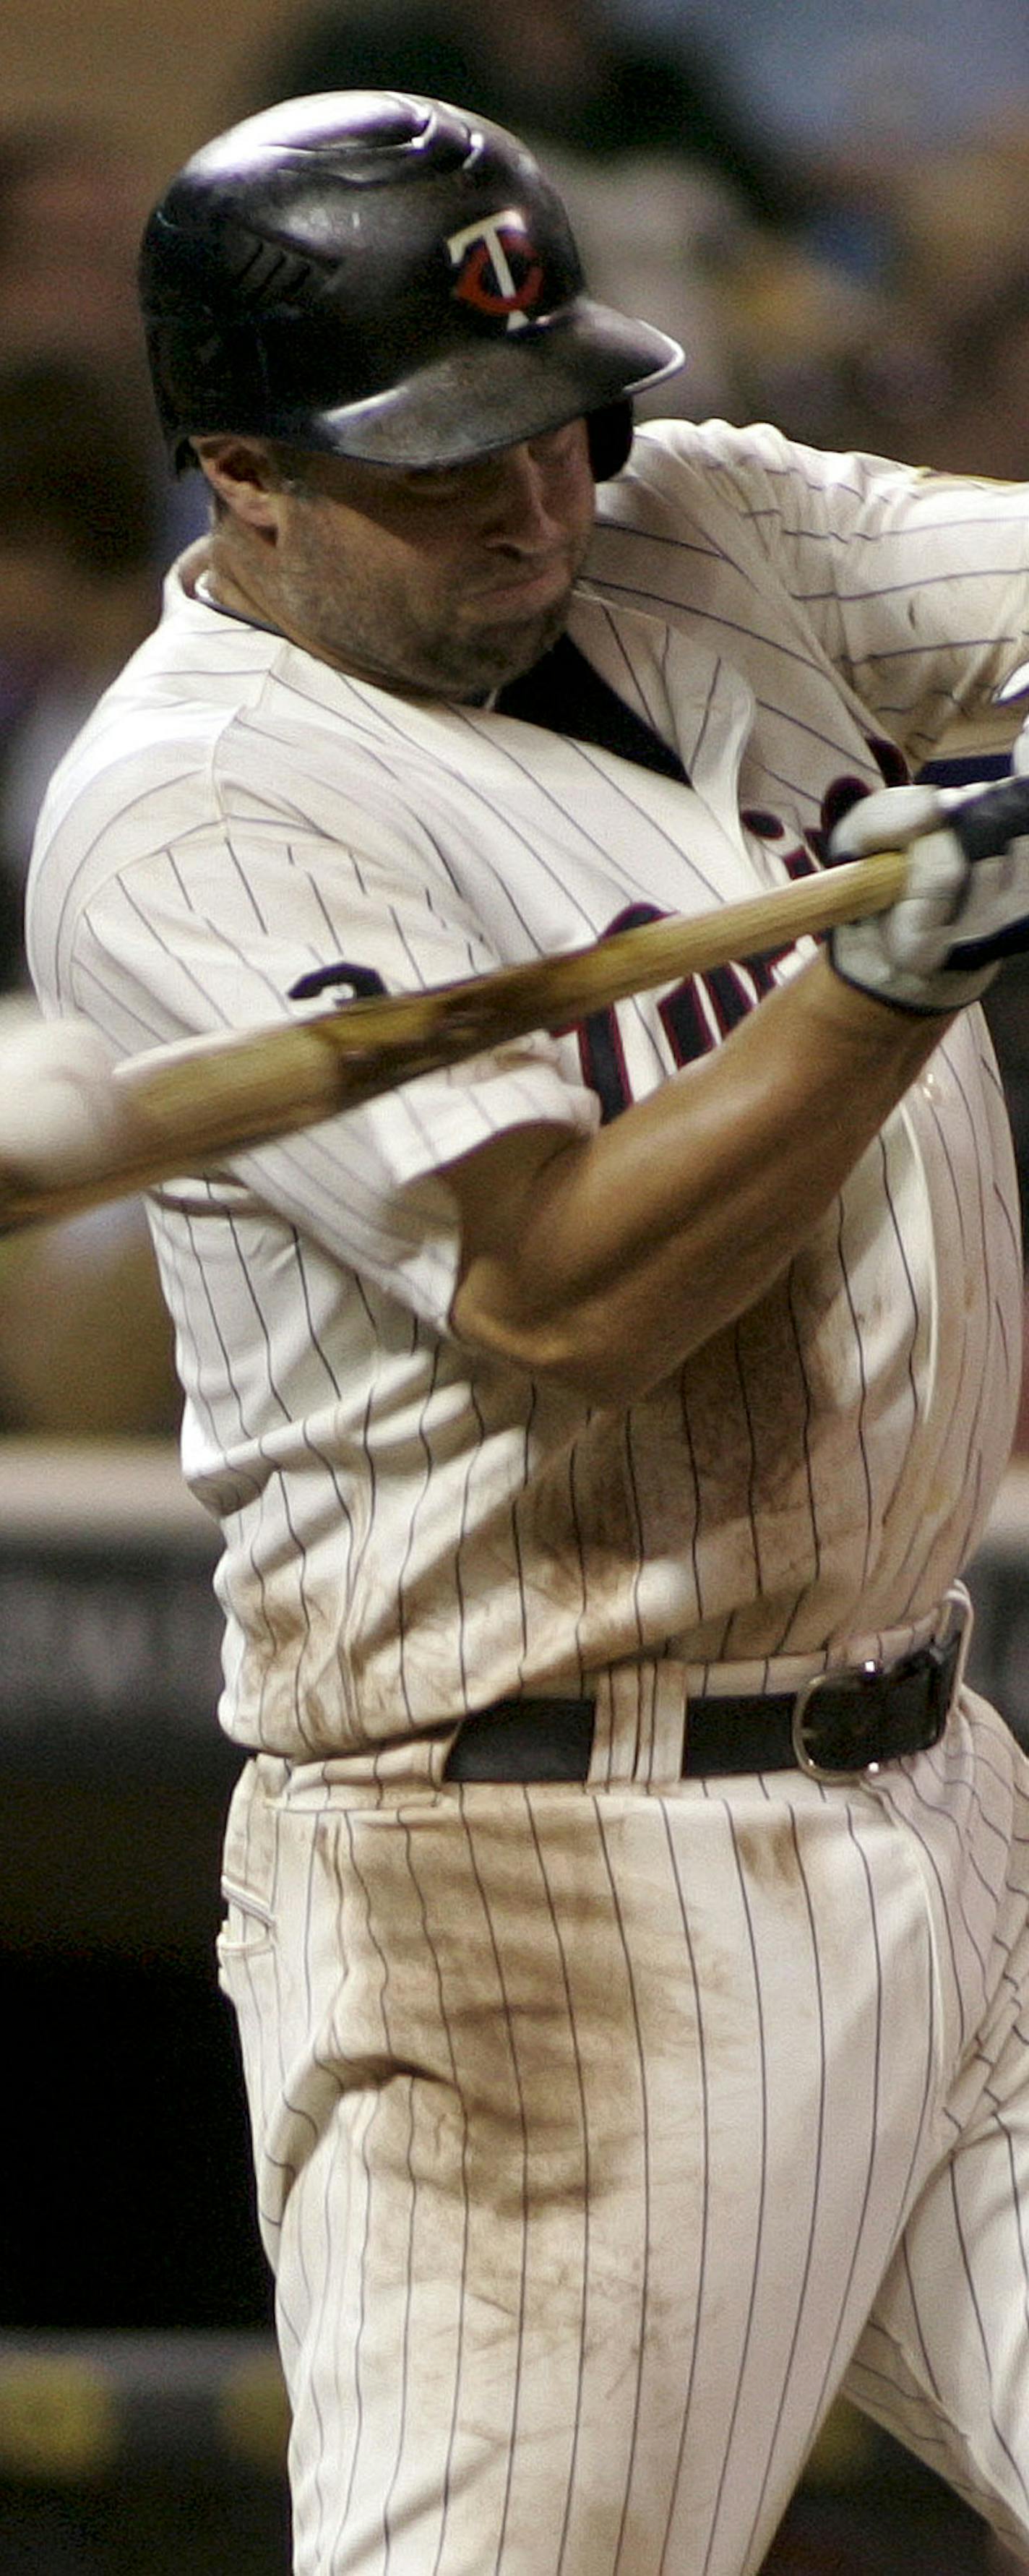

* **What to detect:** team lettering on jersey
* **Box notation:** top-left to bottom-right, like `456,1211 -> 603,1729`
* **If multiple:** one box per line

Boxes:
288,740 -> 910,1120
573,744 -> 909,1119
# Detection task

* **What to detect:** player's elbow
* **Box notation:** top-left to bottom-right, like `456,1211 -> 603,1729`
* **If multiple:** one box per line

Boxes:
449,1270 -> 664,1406
444,1120 -> 679,1401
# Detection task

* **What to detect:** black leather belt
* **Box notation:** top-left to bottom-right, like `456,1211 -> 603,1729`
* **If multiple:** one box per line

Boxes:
443,1608 -> 968,1785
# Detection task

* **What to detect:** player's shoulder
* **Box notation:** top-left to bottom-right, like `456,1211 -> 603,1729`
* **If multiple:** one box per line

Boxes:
585,416 -> 820,612
590,416 -> 801,580
587,414 -> 998,612
596,414 -> 885,535
29,544 -> 364,875
607,413 -> 1026,538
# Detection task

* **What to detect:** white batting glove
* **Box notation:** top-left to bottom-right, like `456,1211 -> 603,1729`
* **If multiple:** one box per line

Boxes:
828,774 -> 1029,1015
996,660 -> 1029,777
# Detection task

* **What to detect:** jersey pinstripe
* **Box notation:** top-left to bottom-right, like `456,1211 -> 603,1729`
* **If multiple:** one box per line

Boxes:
25,418 -> 1029,1759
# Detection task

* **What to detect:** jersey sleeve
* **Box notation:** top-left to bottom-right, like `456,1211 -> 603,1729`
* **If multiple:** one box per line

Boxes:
617,420 -> 1029,770
35,801 -> 599,1329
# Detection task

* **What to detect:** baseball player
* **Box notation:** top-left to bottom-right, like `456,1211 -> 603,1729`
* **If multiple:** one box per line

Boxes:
21,89 -> 1029,2576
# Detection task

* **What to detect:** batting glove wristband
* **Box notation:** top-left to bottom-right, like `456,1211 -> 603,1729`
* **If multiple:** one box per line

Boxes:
827,773 -> 1029,1015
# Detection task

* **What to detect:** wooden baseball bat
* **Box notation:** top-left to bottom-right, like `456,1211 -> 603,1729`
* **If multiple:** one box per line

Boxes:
0,845 -> 908,1230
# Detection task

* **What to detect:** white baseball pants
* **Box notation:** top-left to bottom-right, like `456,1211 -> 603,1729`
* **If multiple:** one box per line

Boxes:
218,1686 -> 1029,2575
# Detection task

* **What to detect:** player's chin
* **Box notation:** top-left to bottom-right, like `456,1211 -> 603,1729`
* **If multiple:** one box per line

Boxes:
457,591 -> 574,694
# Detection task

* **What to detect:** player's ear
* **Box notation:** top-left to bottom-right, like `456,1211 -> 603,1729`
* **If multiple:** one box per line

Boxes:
191,436 -> 282,533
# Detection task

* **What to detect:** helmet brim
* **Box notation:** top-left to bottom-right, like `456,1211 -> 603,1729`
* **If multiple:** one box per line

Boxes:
273,297 -> 684,468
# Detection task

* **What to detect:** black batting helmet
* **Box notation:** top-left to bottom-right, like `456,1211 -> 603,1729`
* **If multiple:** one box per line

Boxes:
138,90 -> 684,481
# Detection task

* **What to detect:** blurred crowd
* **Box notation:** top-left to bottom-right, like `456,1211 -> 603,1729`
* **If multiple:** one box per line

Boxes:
4,0 -> 1029,1446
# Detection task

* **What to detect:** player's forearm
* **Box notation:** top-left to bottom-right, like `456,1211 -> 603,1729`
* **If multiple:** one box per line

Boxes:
448,954 -> 949,1404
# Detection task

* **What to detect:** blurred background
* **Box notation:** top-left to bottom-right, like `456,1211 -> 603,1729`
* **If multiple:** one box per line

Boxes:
2,3 -> 1029,2569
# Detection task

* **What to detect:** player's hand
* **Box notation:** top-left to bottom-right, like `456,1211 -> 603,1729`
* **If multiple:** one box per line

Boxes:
827,774 -> 1029,1014
0,1002 -> 125,1184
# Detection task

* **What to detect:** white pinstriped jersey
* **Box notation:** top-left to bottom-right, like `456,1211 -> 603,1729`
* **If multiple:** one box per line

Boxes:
25,419 -> 1029,1758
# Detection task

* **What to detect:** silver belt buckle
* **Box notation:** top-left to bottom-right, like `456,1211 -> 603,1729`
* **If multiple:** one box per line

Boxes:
791,1583 -> 973,1785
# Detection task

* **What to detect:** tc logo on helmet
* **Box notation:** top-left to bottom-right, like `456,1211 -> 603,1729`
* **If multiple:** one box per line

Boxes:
446,211 -> 544,332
